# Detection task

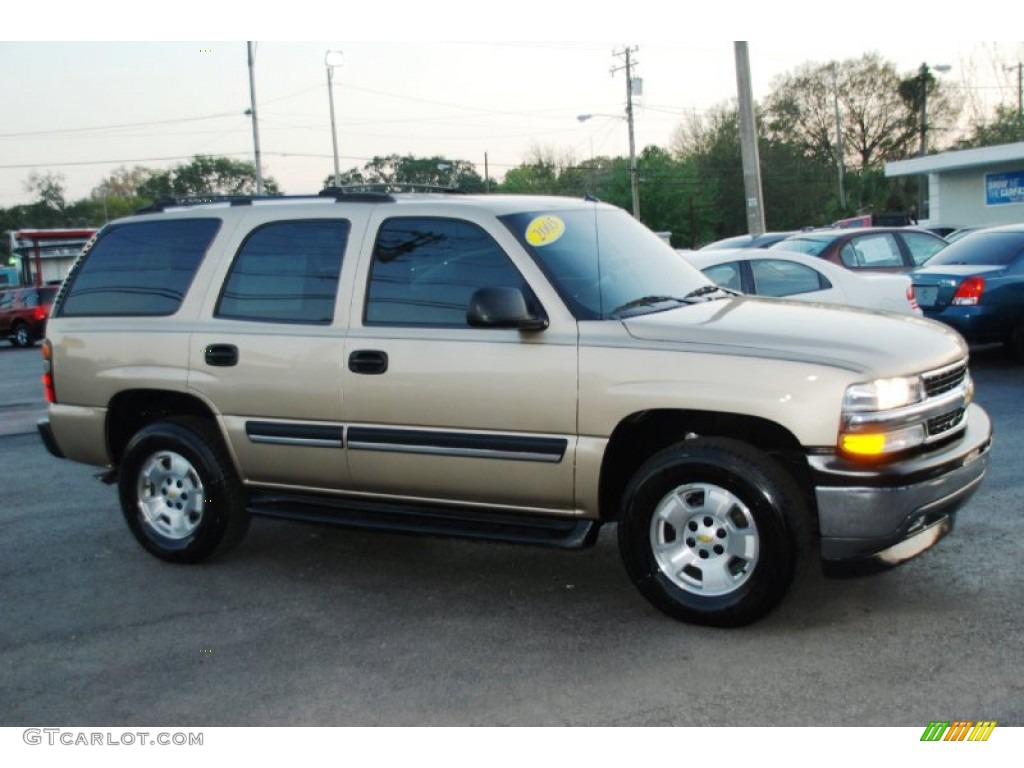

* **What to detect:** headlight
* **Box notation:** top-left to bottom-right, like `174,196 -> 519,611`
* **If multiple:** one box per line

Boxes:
843,376 -> 925,412
839,375 -> 928,459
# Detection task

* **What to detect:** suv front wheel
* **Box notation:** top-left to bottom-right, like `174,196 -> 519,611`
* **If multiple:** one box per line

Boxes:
118,417 -> 250,563
618,438 -> 808,627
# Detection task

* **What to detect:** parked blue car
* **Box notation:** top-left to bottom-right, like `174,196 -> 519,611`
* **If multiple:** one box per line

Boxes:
910,223 -> 1024,361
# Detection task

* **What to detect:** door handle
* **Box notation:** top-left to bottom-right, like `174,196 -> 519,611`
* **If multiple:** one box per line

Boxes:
204,344 -> 238,367
348,349 -> 388,375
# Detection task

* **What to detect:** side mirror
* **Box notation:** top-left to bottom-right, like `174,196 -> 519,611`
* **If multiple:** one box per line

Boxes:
467,287 -> 548,331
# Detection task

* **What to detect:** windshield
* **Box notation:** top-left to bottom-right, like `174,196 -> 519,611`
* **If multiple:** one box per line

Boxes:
925,230 -> 1024,267
769,235 -> 832,256
500,206 -> 711,319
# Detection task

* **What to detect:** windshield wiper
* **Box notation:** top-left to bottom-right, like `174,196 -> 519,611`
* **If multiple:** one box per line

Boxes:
682,284 -> 736,299
609,295 -> 689,317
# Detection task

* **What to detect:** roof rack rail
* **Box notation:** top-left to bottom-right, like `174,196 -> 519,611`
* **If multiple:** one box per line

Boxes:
320,183 -> 467,196
133,190 -> 399,214
132,183 -> 466,215
134,194 -> 288,213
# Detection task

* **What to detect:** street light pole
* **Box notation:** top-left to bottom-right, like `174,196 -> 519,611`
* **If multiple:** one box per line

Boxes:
325,50 -> 344,188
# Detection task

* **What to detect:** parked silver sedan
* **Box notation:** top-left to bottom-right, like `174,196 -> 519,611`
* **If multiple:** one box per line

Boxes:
681,248 -> 922,315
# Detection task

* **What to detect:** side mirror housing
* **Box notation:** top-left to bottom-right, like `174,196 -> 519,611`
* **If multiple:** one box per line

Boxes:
467,287 -> 548,331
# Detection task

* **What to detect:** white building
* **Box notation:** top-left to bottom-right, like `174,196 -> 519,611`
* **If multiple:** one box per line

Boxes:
885,141 -> 1024,231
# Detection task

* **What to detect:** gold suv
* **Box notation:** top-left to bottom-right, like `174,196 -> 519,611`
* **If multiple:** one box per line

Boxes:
37,191 -> 993,627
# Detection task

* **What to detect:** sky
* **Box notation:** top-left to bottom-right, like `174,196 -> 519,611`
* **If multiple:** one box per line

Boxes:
1,5 -> 1021,207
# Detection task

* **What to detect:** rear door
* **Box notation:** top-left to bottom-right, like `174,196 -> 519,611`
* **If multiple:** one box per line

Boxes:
189,214 -> 363,491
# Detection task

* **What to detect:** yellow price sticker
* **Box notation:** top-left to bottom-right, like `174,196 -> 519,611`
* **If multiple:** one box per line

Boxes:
525,215 -> 565,247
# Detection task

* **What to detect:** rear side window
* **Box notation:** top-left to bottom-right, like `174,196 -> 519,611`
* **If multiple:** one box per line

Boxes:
59,219 -> 220,316
751,259 -> 829,297
901,232 -> 947,266
839,234 -> 902,268
216,219 -> 348,325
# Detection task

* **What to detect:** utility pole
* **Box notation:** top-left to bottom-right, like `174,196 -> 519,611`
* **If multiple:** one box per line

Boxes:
611,46 -> 641,220
247,41 -> 265,195
734,42 -> 765,236
325,50 -> 344,188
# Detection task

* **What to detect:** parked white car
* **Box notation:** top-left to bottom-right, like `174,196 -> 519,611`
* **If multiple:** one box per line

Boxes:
681,248 -> 921,316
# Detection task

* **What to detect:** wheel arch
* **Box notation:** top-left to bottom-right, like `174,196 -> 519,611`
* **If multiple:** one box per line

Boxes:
598,409 -> 813,523
106,389 -> 219,467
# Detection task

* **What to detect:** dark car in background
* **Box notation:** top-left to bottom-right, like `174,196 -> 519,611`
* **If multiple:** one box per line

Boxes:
910,223 -> 1024,362
771,227 -> 948,272
0,285 -> 59,347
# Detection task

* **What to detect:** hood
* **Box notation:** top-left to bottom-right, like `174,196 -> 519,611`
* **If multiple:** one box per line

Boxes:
622,296 -> 966,377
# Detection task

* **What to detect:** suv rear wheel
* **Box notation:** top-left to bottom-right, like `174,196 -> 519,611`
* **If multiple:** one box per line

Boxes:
617,438 -> 808,627
118,417 -> 249,563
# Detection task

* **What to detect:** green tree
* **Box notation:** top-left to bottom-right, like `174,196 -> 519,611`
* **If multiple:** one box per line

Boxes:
91,166 -> 157,200
954,104 -> 1024,148
498,146 -> 582,196
138,155 -> 280,200
24,171 -> 67,214
328,154 -> 484,191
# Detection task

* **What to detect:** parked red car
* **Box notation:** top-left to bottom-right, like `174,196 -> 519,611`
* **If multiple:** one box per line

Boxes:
0,285 -> 59,347
770,227 -> 948,272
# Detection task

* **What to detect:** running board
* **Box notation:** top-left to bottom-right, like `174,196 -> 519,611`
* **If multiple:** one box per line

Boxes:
247,491 -> 601,550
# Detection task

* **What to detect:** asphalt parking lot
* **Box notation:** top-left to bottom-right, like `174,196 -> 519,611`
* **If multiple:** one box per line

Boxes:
0,342 -> 1021,726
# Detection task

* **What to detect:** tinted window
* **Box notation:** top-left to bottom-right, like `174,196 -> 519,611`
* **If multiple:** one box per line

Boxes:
925,231 -> 1024,267
901,232 -> 947,266
60,219 -> 220,316
217,220 -> 348,325
366,217 -> 527,326
750,259 -> 828,297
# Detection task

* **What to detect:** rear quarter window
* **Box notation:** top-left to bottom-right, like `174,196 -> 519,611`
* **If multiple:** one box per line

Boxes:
58,218 -> 221,317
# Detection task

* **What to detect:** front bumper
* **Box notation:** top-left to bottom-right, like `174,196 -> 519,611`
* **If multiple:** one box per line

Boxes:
810,402 -> 992,569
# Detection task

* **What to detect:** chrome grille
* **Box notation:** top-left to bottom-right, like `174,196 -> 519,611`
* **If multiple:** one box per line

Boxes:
923,362 -> 967,398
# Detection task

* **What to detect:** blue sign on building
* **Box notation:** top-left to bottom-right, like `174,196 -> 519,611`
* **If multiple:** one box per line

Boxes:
985,170 -> 1024,206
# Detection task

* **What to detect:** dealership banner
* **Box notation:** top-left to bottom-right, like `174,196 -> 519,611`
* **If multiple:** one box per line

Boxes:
985,170 -> 1024,205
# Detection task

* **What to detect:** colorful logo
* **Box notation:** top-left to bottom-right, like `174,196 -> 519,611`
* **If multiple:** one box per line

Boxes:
920,721 -> 997,742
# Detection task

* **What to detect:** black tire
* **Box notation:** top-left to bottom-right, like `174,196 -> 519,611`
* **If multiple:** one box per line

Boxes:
617,437 -> 809,628
118,417 -> 249,563
12,322 -> 33,348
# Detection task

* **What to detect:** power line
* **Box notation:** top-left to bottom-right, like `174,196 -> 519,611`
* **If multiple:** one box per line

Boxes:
0,111 -> 244,139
